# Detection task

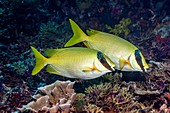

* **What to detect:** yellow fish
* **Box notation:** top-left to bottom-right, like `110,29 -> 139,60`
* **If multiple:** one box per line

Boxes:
31,46 -> 114,79
64,19 -> 149,72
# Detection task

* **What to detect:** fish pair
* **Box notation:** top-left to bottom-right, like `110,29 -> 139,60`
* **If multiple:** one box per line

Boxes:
31,19 -> 149,79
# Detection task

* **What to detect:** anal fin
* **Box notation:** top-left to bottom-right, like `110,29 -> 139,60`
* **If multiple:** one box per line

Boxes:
83,41 -> 90,48
46,65 -> 60,75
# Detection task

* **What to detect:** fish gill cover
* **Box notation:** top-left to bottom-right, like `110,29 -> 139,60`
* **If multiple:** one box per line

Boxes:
0,0 -> 170,112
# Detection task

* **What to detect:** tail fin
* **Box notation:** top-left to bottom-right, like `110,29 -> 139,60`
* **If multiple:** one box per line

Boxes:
64,19 -> 88,47
30,46 -> 48,75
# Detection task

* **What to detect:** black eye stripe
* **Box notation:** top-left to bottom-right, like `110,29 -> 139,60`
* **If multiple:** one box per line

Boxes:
135,50 -> 142,62
97,52 -> 112,71
135,49 -> 145,72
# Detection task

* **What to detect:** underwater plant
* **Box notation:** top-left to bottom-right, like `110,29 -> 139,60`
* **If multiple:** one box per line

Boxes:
106,18 -> 131,36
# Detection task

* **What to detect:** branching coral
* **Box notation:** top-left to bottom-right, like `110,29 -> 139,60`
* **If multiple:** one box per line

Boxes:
84,103 -> 104,113
120,61 -> 170,112
85,82 -> 113,108
84,65 -> 170,113
18,80 -> 76,113
84,82 -> 135,112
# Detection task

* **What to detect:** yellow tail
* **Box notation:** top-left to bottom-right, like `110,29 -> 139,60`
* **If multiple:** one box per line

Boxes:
30,46 -> 48,75
64,19 -> 88,47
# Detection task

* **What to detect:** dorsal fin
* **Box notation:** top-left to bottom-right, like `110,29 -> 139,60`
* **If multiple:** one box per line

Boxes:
44,49 -> 62,57
86,29 -> 99,36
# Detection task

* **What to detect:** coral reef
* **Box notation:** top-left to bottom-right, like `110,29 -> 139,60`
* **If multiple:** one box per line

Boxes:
83,59 -> 170,112
0,0 -> 170,112
18,80 -> 76,113
83,71 -> 170,112
84,82 -> 134,112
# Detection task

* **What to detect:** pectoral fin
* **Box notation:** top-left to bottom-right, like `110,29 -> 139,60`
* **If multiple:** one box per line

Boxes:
82,62 -> 101,73
119,57 -> 128,70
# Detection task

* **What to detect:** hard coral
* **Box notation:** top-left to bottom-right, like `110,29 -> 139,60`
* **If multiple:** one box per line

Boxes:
84,103 -> 104,113
19,80 -> 76,113
85,82 -> 112,108
85,82 -> 135,112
